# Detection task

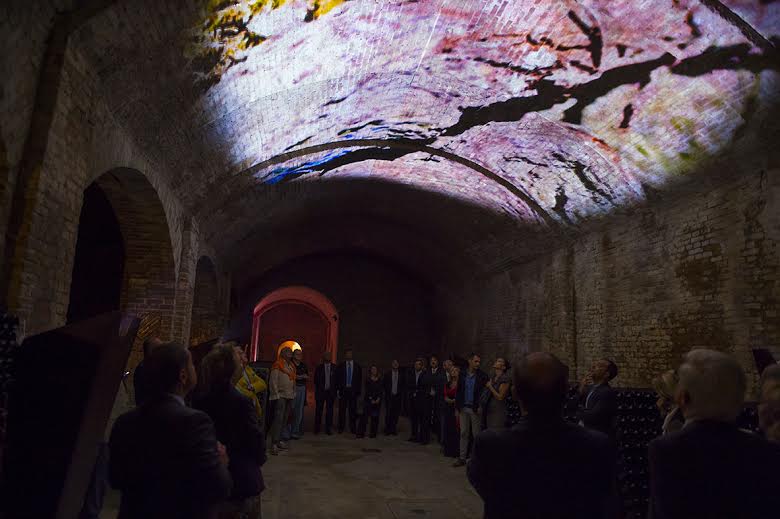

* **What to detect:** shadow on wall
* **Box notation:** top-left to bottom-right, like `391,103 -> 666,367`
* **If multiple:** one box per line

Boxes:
225,250 -> 440,368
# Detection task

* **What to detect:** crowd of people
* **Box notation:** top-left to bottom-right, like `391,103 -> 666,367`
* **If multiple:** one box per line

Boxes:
100,337 -> 780,519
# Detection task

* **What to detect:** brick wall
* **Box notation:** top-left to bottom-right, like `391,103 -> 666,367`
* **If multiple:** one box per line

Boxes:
443,167 -> 780,396
190,256 -> 221,345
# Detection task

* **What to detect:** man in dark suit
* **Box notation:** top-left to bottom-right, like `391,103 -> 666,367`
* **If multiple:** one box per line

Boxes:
335,348 -> 362,434
313,350 -> 336,434
109,342 -> 231,519
132,336 -> 162,406
467,352 -> 616,519
577,358 -> 618,438
427,354 -> 448,443
383,359 -> 405,435
406,358 -> 428,442
649,349 -> 780,519
454,353 -> 489,466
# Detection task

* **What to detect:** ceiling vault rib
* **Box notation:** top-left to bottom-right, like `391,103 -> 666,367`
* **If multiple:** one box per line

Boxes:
198,139 -> 559,230
698,0 -> 776,52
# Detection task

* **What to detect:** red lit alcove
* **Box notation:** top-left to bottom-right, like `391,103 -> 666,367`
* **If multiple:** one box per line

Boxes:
250,286 -> 339,370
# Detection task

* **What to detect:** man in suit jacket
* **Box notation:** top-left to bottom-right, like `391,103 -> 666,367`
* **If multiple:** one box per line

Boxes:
335,348 -> 362,434
467,352 -> 616,519
383,359 -> 405,435
313,350 -> 336,434
649,349 -> 780,519
428,355 -> 448,443
454,353 -> 489,466
109,342 -> 232,519
406,358 -> 431,443
577,358 -> 618,438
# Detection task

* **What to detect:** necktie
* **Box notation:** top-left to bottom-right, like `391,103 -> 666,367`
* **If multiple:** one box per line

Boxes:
347,362 -> 352,386
325,364 -> 330,389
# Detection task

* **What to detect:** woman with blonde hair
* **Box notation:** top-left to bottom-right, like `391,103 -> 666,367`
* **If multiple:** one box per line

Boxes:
269,345 -> 296,454
232,343 -> 267,422
652,369 -> 684,434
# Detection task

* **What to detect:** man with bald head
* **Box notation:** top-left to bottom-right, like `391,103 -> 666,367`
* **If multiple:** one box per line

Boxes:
649,349 -> 780,519
467,352 -> 615,519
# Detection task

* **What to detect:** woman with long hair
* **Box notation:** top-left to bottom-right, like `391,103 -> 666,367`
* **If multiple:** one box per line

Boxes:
483,357 -> 512,429
269,345 -> 296,454
193,344 -> 266,519
233,343 -> 267,422
652,369 -> 684,434
442,365 -> 460,457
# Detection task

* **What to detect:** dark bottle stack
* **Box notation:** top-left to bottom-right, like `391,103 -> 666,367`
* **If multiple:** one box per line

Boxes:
615,389 -> 662,519
0,308 -> 21,475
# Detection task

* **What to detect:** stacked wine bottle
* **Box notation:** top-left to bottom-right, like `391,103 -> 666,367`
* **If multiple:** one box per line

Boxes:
615,389 -> 662,518
0,308 -> 20,468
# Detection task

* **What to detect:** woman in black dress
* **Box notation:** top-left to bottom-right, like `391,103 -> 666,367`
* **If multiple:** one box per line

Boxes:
362,365 -> 384,438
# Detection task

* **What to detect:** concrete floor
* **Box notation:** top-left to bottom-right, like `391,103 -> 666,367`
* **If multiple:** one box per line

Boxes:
102,419 -> 483,519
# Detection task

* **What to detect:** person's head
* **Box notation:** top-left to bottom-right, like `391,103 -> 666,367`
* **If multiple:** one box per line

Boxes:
232,344 -> 249,367
450,366 -> 460,381
652,369 -> 679,414
200,343 -> 242,392
430,355 -> 439,370
468,353 -> 481,372
145,342 -> 197,397
345,348 -> 353,361
591,358 -> 618,384
759,364 -> 780,442
414,358 -> 424,371
443,359 -> 453,373
279,346 -> 293,361
293,349 -> 303,363
513,352 -> 569,418
676,349 -> 746,423
391,359 -> 399,370
370,365 -> 379,378
323,350 -> 332,363
493,357 -> 508,374
142,336 -> 162,358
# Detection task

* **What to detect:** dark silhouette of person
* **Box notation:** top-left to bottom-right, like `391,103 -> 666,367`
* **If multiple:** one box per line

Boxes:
468,352 -> 616,519
109,342 -> 231,519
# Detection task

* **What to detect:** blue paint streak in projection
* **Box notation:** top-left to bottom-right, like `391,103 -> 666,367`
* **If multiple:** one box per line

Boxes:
262,148 -> 354,184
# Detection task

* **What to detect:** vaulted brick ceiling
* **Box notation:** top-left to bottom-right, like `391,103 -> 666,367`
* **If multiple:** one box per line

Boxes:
70,0 -> 779,278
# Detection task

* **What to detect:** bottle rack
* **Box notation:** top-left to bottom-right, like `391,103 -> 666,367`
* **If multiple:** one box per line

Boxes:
0,308 -> 20,475
615,389 -> 662,518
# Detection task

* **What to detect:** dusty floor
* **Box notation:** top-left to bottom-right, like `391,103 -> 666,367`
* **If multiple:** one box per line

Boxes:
102,418 -> 483,519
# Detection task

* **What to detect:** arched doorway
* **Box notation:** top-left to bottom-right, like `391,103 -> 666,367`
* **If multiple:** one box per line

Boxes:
251,286 -> 338,371
66,183 -> 125,324
68,168 -> 177,372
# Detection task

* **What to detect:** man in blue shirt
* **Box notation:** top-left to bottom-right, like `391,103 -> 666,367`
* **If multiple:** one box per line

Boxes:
454,353 -> 488,466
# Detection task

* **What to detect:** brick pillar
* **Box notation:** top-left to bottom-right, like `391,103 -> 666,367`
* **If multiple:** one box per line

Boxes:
171,220 -> 198,344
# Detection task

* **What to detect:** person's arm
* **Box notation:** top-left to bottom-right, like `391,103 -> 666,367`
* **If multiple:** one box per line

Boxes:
581,388 -> 617,429
183,412 -> 232,503
487,381 -> 510,401
239,396 -> 267,467
269,369 -> 280,400
108,414 -> 132,490
466,432 -> 493,500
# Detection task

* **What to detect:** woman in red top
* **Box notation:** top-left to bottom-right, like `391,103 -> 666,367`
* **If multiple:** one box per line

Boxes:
442,366 -> 460,458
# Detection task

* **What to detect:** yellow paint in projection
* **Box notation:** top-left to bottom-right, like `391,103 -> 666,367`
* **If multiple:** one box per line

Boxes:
308,0 -> 345,20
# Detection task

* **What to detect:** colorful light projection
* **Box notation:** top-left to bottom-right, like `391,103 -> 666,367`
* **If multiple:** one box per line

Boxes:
188,0 -> 779,227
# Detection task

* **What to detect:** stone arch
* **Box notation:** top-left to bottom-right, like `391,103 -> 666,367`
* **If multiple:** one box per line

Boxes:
251,286 -> 339,365
86,168 -> 178,365
189,255 -> 221,345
